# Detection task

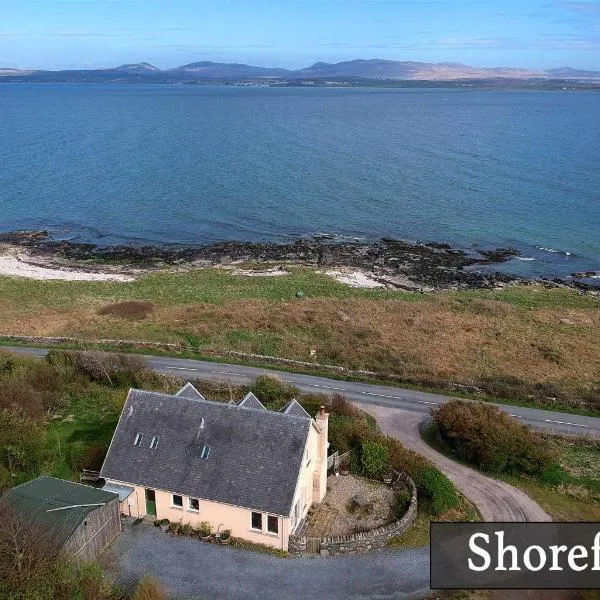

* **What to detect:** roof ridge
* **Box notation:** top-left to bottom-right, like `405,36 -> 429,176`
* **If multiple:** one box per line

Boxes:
129,388 -> 313,423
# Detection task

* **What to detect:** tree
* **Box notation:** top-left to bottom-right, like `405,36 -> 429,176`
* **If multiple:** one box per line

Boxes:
0,499 -> 59,593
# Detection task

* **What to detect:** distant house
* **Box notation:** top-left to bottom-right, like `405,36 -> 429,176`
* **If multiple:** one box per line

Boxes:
100,383 -> 329,551
2,475 -> 121,561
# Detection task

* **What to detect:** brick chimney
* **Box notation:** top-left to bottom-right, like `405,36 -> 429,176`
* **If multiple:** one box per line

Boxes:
313,406 -> 329,503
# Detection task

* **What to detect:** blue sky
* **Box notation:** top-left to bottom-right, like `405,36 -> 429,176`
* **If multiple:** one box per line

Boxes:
1,0 -> 599,70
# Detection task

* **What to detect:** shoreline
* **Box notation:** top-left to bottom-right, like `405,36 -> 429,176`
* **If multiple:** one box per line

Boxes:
0,229 -> 598,293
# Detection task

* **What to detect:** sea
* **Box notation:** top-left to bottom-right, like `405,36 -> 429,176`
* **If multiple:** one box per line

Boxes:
1,83 -> 599,281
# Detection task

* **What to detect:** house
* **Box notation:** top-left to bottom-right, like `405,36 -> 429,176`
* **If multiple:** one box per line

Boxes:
2,475 -> 121,561
100,383 -> 329,551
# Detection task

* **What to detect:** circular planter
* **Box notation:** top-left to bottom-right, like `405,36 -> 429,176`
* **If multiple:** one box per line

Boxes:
201,534 -> 212,542
383,475 -> 393,484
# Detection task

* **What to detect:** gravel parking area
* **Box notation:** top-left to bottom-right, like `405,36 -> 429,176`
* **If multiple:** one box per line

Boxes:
102,520 -> 429,600
306,475 -> 396,537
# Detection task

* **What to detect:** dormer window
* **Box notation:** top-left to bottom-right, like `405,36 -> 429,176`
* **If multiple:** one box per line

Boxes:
134,433 -> 143,447
150,436 -> 159,450
200,445 -> 210,460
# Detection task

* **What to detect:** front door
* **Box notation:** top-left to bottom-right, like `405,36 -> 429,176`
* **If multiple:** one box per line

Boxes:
145,489 -> 156,516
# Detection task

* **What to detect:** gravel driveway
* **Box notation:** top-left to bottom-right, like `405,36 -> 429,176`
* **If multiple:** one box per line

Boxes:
103,521 -> 429,600
360,404 -> 550,522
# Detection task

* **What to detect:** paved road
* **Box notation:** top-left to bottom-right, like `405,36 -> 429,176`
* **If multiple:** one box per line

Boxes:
6,346 -> 600,437
361,405 -> 550,522
104,521 -> 430,600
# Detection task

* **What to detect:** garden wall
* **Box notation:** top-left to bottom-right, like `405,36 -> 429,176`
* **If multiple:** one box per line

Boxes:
289,472 -> 417,557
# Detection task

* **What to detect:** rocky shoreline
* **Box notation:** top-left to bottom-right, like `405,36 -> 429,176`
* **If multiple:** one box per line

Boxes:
0,229 -> 596,293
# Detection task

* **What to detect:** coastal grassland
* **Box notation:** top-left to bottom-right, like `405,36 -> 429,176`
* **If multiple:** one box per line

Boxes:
0,267 -> 599,411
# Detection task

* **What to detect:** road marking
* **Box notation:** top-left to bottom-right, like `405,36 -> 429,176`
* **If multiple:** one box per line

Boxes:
543,419 -> 587,428
166,366 -> 199,371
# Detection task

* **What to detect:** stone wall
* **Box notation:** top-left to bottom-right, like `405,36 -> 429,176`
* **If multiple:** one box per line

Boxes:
289,472 -> 417,557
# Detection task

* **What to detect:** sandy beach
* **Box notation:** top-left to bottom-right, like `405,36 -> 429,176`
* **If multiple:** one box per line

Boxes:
0,249 -> 134,282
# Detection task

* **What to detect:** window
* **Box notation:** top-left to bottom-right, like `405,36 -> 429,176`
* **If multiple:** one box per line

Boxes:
200,445 -> 210,460
188,498 -> 199,512
267,515 -> 278,535
150,436 -> 159,450
172,495 -> 183,508
251,512 -> 262,531
133,433 -> 143,447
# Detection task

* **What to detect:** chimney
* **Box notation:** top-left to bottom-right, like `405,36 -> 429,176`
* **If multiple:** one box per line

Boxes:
313,406 -> 329,504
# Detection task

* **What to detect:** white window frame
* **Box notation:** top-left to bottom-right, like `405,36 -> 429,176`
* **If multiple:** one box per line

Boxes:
250,511 -> 263,532
133,433 -> 143,447
172,494 -> 183,509
150,436 -> 159,450
200,445 -> 210,460
188,498 -> 199,512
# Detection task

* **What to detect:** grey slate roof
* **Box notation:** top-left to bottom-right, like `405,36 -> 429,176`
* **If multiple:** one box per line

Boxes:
280,399 -> 311,419
101,388 -> 312,516
3,476 -> 117,548
238,392 -> 266,411
175,382 -> 206,401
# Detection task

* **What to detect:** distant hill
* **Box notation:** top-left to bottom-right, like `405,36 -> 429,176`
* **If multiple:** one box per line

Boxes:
293,59 -> 545,80
172,61 -> 290,78
113,62 -> 160,73
546,67 -> 600,79
2,58 -> 599,82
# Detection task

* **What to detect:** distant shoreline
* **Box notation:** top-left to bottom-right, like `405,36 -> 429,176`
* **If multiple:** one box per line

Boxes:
1,229 -> 598,293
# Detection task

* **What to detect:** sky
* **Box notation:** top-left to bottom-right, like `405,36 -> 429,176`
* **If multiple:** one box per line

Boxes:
1,0 -> 599,71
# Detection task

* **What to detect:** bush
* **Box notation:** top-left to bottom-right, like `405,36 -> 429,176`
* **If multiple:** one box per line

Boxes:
198,521 -> 211,537
0,409 -> 46,474
434,400 -> 554,475
67,351 -> 149,387
413,466 -> 460,515
360,441 -> 389,478
249,375 -> 298,407
393,490 -> 412,519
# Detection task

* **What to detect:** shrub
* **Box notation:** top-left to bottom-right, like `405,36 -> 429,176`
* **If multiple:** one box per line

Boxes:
413,466 -> 460,515
393,490 -> 412,520
68,351 -> 149,387
249,375 -> 298,407
434,400 -> 554,475
328,393 -> 359,417
0,409 -> 46,474
198,521 -> 211,536
133,575 -> 168,600
360,441 -> 389,478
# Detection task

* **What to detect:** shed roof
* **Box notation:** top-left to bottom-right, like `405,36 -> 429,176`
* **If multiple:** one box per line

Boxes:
101,388 -> 312,516
3,476 -> 117,548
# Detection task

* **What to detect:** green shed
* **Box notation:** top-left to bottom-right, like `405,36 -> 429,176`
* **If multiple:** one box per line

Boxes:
2,475 -> 121,561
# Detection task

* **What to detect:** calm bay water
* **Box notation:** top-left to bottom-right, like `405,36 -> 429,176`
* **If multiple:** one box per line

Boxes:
1,83 -> 599,278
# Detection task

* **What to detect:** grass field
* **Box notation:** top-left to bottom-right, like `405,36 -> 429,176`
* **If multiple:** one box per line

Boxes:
0,267 -> 599,411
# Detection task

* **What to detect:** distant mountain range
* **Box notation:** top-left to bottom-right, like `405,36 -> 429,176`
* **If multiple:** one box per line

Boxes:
2,58 -> 599,82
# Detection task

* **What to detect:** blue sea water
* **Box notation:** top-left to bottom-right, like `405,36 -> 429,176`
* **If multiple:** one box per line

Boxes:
1,83 -> 599,279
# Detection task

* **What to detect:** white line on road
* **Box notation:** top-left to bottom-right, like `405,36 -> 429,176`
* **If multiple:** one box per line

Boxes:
543,419 -> 587,428
166,366 -> 199,371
